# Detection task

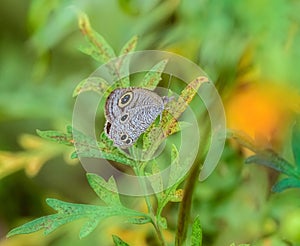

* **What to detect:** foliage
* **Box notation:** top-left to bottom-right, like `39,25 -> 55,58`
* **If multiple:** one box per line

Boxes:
7,174 -> 150,239
2,0 -> 300,245
6,14 -> 209,246
229,121 -> 300,192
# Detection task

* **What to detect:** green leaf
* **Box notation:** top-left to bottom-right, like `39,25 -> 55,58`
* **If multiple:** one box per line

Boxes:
7,197 -> 149,239
36,127 -> 73,146
115,35 -> 138,87
167,145 -> 188,193
245,150 -> 299,178
125,216 -> 151,225
292,121 -> 300,168
72,77 -> 109,97
272,177 -> 300,192
157,216 -> 167,230
142,76 -> 209,160
7,216 -> 52,237
86,173 -> 121,206
112,235 -> 130,246
142,111 -> 178,159
78,13 -> 116,63
168,189 -> 184,202
7,198 -> 104,238
191,216 -> 202,246
168,144 -> 181,186
119,35 -> 138,56
149,161 -> 164,195
79,218 -> 100,239
167,76 -> 209,119
73,129 -> 135,166
140,59 -> 168,90
28,0 -> 58,32
156,145 -> 185,216
227,130 -> 258,153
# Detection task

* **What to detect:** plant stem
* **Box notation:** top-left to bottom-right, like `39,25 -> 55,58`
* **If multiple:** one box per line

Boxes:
133,161 -> 167,246
175,121 -> 209,246
152,219 -> 167,246
175,157 -> 203,246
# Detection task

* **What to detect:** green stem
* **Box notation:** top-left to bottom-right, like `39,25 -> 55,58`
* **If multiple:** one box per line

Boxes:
152,219 -> 166,246
133,161 -> 166,246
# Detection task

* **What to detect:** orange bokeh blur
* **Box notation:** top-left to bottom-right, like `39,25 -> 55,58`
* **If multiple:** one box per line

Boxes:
225,82 -> 299,148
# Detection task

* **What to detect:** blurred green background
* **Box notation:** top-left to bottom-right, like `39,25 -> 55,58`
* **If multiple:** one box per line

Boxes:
1,0 -> 300,245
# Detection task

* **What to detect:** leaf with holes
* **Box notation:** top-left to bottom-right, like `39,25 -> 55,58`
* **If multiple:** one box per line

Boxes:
7,198 -> 149,239
116,35 -> 138,87
72,129 -> 135,166
86,173 -> 121,206
142,76 -> 209,159
78,13 -> 116,63
140,59 -> 168,90
36,125 -> 73,146
73,77 -> 109,97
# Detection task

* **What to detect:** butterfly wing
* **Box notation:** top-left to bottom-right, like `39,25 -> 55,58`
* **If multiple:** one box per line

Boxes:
104,88 -> 164,148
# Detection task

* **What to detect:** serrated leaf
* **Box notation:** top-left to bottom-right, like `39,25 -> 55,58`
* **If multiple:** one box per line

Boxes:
79,217 -> 100,239
292,121 -> 300,168
36,128 -> 73,146
140,59 -> 168,90
73,129 -> 135,166
7,198 -> 102,238
142,111 -> 178,159
7,216 -> 52,237
168,76 -> 209,119
78,13 -> 116,63
191,216 -> 202,246
272,177 -> 300,192
86,173 -> 121,206
142,77 -> 209,160
112,235 -> 130,246
73,77 -> 109,97
7,197 -> 149,239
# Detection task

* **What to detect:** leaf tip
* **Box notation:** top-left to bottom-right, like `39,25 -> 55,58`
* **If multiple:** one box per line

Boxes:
36,129 -> 42,136
78,12 -> 91,34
